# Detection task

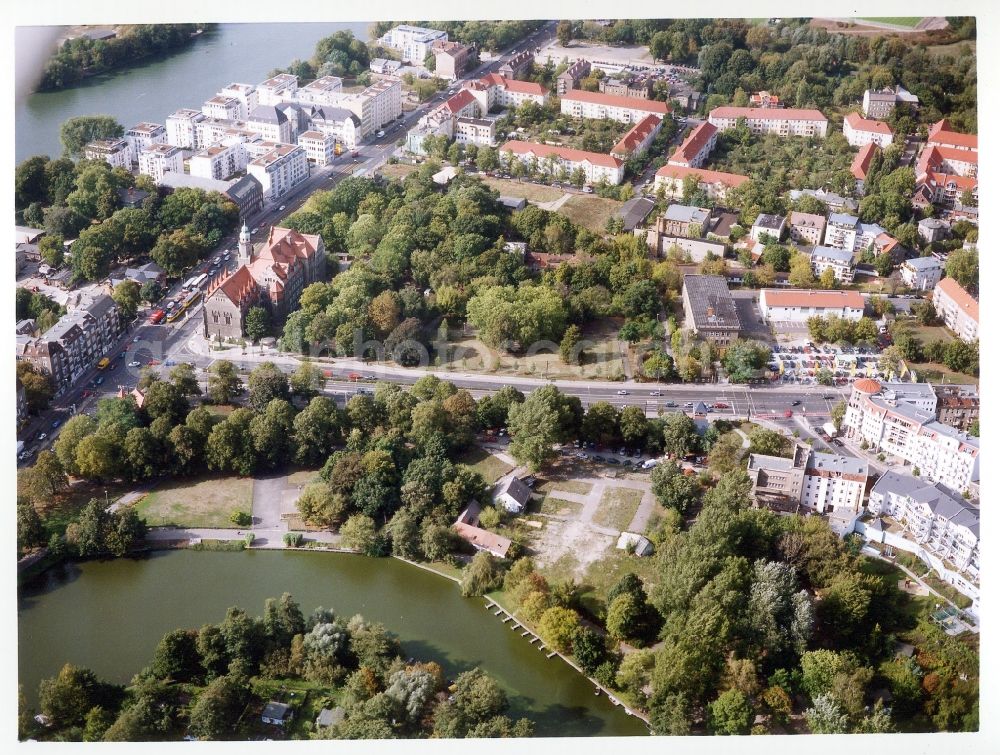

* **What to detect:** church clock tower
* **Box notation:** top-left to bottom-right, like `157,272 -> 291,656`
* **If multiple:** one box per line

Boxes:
237,224 -> 253,265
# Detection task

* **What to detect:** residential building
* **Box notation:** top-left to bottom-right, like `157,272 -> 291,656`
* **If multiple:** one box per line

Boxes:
926,118 -> 978,156
433,40 -> 473,80
16,379 -> 28,423
681,275 -> 742,346
616,196 -> 656,232
166,108 -> 207,149
261,702 -> 293,727
224,174 -> 264,219
610,113 -> 662,158
918,217 -> 950,244
247,144 -> 309,201
599,75 -> 653,99
758,289 -> 865,323
83,138 -> 131,169
789,212 -> 826,245
654,165 -> 749,202
843,112 -> 893,147
708,107 -> 828,138
851,142 -> 878,194
109,261 -> 165,289
808,245 -> 855,283
369,58 -> 401,76
294,76 -> 344,108
496,477 -> 532,514
455,117 -> 496,147
497,49 -> 533,79
342,78 -> 403,137
189,142 -> 248,181
748,444 -> 869,517
750,213 -> 785,242
202,95 -> 242,121
118,187 -> 149,208
788,188 -> 858,213
667,121 -> 717,168
645,233 -> 726,262
867,471 -> 978,578
308,106 -> 361,149
915,172 -> 978,209
914,120 -> 978,209
246,104 -> 294,144
900,255 -> 944,291
749,90 -> 783,108
464,73 -> 548,112
862,85 -> 919,119
823,213 -> 884,253
158,172 -> 233,195
556,59 -> 591,94
378,24 -> 448,64
843,378 -> 979,493
217,83 -> 259,119
453,502 -> 512,558
137,143 -> 183,183
933,385 -> 979,432
203,224 -> 325,340
560,89 -> 669,123
15,293 -> 123,395
873,232 -> 902,262
124,122 -> 167,163
297,130 -> 335,165
499,141 -> 625,185
658,204 -> 710,237
256,73 -> 298,106
932,278 -> 978,342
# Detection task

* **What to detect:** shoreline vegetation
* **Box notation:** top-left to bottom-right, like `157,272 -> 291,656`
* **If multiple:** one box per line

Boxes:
37,24 -> 216,92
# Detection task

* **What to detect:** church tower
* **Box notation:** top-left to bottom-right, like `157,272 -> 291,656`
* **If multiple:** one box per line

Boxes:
237,224 -> 253,266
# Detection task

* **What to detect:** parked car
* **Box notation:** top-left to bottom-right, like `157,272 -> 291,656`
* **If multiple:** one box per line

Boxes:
51,419 -> 61,428
650,390 -> 662,396
38,432 -> 47,441
607,457 -> 619,465
664,401 -> 678,407
616,389 -> 628,395
791,400 -> 801,406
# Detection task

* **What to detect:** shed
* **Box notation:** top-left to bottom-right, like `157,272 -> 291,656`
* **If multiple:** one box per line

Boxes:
496,476 -> 532,514
316,707 -> 346,728
432,166 -> 459,186
498,195 -> 527,211
261,702 -> 294,726
616,532 -> 654,556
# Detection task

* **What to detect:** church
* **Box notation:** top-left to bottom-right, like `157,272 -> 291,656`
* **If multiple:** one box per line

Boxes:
203,224 -> 325,341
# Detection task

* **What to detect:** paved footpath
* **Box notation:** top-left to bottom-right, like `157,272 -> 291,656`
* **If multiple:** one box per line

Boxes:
145,526 -> 340,549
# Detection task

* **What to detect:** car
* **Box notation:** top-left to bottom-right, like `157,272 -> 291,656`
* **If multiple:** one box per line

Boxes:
607,458 -> 620,465
618,447 -> 627,456
683,402 -> 693,408
832,438 -> 844,447
616,389 -> 628,395
38,432 -> 47,441
713,402 -> 729,409
51,419 -> 61,428
622,459 -> 633,467
791,400 -> 801,406
133,336 -> 141,343
251,227 -> 259,234
633,449 -> 642,458
573,440 -> 581,448
664,401 -> 678,408
650,390 -> 662,396
128,361 -> 141,368
213,256 -> 222,265
377,130 -> 385,137
575,452 -> 588,460
278,205 -> 286,211
582,186 -> 594,193
593,455 -> 607,463
822,395 -> 836,400
92,376 -> 104,387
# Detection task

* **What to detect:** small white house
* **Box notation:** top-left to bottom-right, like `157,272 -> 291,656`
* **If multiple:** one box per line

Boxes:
616,532 -> 654,556
496,477 -> 532,514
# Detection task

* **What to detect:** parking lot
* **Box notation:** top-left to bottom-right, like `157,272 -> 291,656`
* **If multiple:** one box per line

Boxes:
769,343 -> 881,385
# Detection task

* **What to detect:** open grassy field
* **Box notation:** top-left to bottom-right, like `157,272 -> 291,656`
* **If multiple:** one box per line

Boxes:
928,40 -> 976,57
535,479 -> 593,496
455,446 -> 513,483
534,545 -> 659,618
286,469 -> 321,488
913,363 -> 978,385
897,322 -> 956,346
379,163 -> 419,181
135,475 -> 253,528
593,487 -> 643,531
858,17 -> 923,27
480,177 -> 563,203
538,496 -> 584,517
558,195 -> 623,233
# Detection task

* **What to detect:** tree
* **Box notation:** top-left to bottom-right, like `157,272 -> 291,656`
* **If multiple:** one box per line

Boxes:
804,693 -> 849,734
461,551 -> 503,597
60,115 -> 123,157
17,498 -> 45,552
293,396 -> 343,466
708,688 -> 753,735
788,253 -> 816,288
151,629 -> 202,682
341,513 -> 383,556
27,449 -> 68,498
188,674 -> 248,740
619,406 -> 648,448
453,668 -> 509,722
572,627 -> 607,674
748,428 -> 789,456
205,408 -> 257,476
662,411 -> 698,459
247,362 -> 290,411
74,433 -> 120,481
722,339 -> 770,383
642,351 -> 675,381
944,248 -> 978,292
556,20 -> 573,46
151,227 -> 202,276
244,307 -> 271,343
537,606 -> 579,653
17,362 -> 56,412
506,390 -> 561,470
207,360 -> 241,404
39,664 -> 117,728
650,461 -> 699,514
296,482 -> 346,529
250,399 -> 297,470
559,324 -> 582,364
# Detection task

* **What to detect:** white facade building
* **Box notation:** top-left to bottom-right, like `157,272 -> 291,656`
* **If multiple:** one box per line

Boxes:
500,140 -> 625,185
218,83 -> 259,119
246,105 -> 294,145
932,277 -> 979,342
843,112 -> 894,147
138,143 -> 183,183
256,73 -> 298,106
748,445 -> 869,517
758,289 -> 865,323
295,76 -> 345,108
808,245 -> 855,283
166,109 -> 207,149
297,130 -> 336,165
560,89 -> 669,123
125,122 -> 167,163
708,107 -> 829,138
455,117 -> 496,147
900,256 -> 944,291
202,95 -> 243,121
189,142 -> 249,181
83,138 -> 131,169
750,213 -> 785,242
378,24 -> 448,63
247,144 -> 309,201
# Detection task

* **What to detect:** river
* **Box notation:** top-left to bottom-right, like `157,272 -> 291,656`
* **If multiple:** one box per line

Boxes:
15,22 -> 372,162
18,549 -> 647,737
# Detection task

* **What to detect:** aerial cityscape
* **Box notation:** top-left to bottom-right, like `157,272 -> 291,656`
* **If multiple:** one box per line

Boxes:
14,15 -> 981,742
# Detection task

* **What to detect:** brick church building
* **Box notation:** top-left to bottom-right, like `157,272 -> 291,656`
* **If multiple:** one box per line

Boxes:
203,224 -> 325,341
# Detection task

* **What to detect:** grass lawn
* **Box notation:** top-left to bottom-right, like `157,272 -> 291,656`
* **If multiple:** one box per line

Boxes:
859,557 -> 936,628
928,40 -> 976,57
912,363 -> 979,385
558,195 -> 623,234
135,475 -> 254,528
897,322 -> 955,346
535,479 -> 593,495
536,546 -> 660,618
539,496 -> 584,517
593,487 -> 643,531
455,446 -> 513,483
379,163 -> 419,180
480,177 -> 563,203
858,17 -> 923,27
286,469 -> 320,488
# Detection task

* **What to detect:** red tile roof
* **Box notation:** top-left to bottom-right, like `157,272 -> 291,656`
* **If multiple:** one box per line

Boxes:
500,140 -> 623,169
935,277 -> 978,323
445,88 -> 477,113
655,164 -> 749,188
927,119 -> 978,151
611,113 -> 662,156
561,89 -> 670,114
209,264 -> 258,307
851,142 -> 878,180
761,289 -> 865,310
844,112 -> 893,135
476,73 -> 548,96
453,522 -> 511,558
874,233 -> 899,255
668,121 -> 718,165
930,144 -> 978,165
710,106 -> 827,122
924,172 -> 978,191
854,378 -> 882,394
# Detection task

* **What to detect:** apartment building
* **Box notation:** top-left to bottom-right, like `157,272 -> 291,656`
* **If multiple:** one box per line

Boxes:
499,140 -> 624,185
556,59 -> 591,95
455,117 -> 496,147
15,293 -> 123,395
224,174 -> 264,219
560,89 -> 669,123
708,107 -> 829,138
256,73 -> 298,106
681,275 -> 742,346
914,120 -> 978,209
667,121 -> 717,168
654,165 -> 749,202
900,255 -> 944,291
610,113 -> 662,158
788,211 -> 826,245
189,143 -> 241,181
378,24 -> 448,63
246,104 -> 294,144
808,245 -> 855,283
843,112 -> 893,147
124,122 -> 167,163
83,138 -> 131,169
599,75 -> 653,99
433,40 -> 473,80
932,385 -> 978,432
843,378 -> 979,493
247,144 -> 309,201
202,95 -> 243,121
341,78 -> 403,137
933,277 -> 978,342
823,213 -> 885,253
297,130 -> 336,165
918,217 -> 950,244
788,188 -> 858,214
294,76 -> 344,108
862,85 -> 919,119
464,73 -> 548,113
658,205 -> 710,237
138,143 -> 183,183
166,108 -> 207,149
748,445 -> 869,517
758,288 -> 865,323
867,471 -> 978,579
850,142 -> 878,194
217,83 -> 259,119
308,106 -> 360,149
750,213 -> 785,242
750,90 -> 782,108
497,49 -> 533,79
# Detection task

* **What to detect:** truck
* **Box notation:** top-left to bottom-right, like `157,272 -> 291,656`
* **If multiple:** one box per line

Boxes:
823,421 -> 838,438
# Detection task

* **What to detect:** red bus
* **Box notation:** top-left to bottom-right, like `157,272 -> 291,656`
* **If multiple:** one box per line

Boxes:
149,309 -> 165,324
